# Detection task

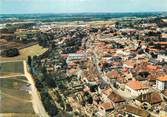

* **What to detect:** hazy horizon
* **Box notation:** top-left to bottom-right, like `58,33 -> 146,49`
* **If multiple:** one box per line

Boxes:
1,0 -> 167,14
1,11 -> 167,15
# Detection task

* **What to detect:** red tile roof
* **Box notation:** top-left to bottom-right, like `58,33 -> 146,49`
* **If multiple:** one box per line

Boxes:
154,42 -> 167,45
105,70 -> 120,79
146,65 -> 158,71
108,92 -> 125,103
76,50 -> 83,54
99,101 -> 114,111
68,62 -> 76,66
68,69 -> 77,75
124,60 -> 136,68
157,75 -> 167,81
62,54 -> 69,58
127,80 -> 147,90
102,88 -> 113,96
137,92 -> 162,105
125,105 -> 149,117
149,92 -> 162,104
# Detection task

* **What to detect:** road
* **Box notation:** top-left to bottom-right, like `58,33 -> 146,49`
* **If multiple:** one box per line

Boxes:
90,34 -> 138,100
0,60 -> 49,117
23,61 -> 49,117
92,48 -> 110,85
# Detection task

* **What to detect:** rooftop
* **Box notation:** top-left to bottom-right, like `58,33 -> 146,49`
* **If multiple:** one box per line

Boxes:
157,75 -> 167,81
127,80 -> 147,90
99,101 -> 114,111
108,92 -> 125,103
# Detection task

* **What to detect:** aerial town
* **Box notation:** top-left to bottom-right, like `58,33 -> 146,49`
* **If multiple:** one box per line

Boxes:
0,13 -> 167,117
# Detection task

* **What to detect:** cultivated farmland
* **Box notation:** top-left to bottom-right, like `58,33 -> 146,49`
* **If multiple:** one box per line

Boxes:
0,61 -> 24,74
0,61 -> 37,116
0,44 -> 48,61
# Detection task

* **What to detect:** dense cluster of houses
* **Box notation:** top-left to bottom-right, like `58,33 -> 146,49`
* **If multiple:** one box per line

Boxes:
58,18 -> 167,116
29,17 -> 167,117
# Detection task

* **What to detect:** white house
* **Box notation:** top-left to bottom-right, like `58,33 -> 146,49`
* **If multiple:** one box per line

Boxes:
66,52 -> 87,62
125,80 -> 149,97
156,75 -> 167,91
157,55 -> 167,62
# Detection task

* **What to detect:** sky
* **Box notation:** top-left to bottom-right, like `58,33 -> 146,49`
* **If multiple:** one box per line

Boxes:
0,0 -> 167,14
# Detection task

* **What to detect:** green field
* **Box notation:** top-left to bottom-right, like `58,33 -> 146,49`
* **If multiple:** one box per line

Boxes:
0,76 -> 34,114
0,61 -> 24,74
0,44 -> 48,61
0,77 -> 30,101
0,77 -> 28,89
0,95 -> 34,113
1,87 -> 31,100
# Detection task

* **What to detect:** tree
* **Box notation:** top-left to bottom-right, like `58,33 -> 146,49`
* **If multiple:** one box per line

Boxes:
2,48 -> 19,57
115,22 -> 119,29
27,56 -> 32,67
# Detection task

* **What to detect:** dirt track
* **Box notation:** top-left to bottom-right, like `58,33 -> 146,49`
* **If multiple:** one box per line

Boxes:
23,61 -> 49,117
0,60 -> 49,117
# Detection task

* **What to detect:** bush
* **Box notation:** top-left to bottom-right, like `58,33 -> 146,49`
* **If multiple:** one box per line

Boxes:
2,48 -> 20,57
